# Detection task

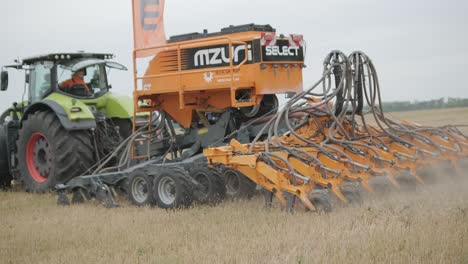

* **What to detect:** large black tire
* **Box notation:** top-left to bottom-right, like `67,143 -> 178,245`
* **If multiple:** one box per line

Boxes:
0,112 -> 8,124
111,118 -> 133,140
189,164 -> 226,204
16,111 -> 95,192
0,108 -> 13,124
308,190 -> 332,213
0,124 -> 12,188
395,172 -> 419,192
368,175 -> 393,194
223,169 -> 256,199
340,182 -> 363,206
128,169 -> 155,206
152,166 -> 194,209
342,190 -> 363,206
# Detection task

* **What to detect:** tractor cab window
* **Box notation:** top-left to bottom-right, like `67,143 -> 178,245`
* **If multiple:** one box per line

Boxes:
29,62 -> 53,103
56,63 -> 108,98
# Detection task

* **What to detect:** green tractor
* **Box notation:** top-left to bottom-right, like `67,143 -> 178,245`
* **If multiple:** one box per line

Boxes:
0,52 -> 135,192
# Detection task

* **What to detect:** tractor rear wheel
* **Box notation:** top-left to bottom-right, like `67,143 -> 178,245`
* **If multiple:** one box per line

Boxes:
16,111 -> 95,192
152,166 -> 194,209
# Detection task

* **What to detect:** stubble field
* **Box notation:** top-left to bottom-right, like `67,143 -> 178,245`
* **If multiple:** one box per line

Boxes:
1,108 -> 468,264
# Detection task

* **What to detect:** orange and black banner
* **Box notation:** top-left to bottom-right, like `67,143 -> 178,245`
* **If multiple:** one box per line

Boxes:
132,0 -> 166,58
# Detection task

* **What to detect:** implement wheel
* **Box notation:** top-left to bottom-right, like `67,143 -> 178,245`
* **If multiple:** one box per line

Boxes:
223,169 -> 256,199
341,182 -> 363,206
189,164 -> 226,204
17,111 -> 95,192
152,166 -> 194,209
308,190 -> 332,213
128,169 -> 155,206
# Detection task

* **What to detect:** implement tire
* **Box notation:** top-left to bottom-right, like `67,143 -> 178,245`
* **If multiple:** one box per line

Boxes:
128,169 -> 155,206
189,164 -> 226,204
223,169 -> 256,199
16,111 -> 95,192
152,166 -> 194,209
341,182 -> 363,206
308,190 -> 332,213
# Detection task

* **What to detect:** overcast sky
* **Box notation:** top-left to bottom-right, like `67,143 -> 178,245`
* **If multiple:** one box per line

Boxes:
1,0 -> 467,110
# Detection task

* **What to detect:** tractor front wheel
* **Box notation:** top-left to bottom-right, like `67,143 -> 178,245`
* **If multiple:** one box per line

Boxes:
0,125 -> 12,188
16,111 -> 95,192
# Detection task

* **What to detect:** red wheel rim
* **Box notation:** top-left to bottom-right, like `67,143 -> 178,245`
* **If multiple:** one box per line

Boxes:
26,132 -> 50,183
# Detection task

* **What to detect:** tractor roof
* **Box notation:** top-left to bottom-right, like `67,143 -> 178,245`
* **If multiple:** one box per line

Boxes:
22,53 -> 114,65
60,58 -> 127,71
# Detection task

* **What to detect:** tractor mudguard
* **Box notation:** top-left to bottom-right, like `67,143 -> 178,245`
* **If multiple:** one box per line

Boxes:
23,92 -> 138,131
47,91 -> 137,120
82,92 -> 148,120
22,99 -> 96,131
53,92 -> 135,119
95,93 -> 134,119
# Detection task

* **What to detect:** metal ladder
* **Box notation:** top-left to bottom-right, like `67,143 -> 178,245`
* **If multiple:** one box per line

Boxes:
131,109 -> 153,160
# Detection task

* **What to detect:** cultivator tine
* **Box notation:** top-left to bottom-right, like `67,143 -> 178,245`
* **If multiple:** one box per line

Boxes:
262,189 -> 274,209
203,50 -> 467,212
284,192 -> 297,213
359,178 -> 376,193
330,185 -> 348,204
95,184 -> 118,208
409,168 -> 425,185
298,193 -> 315,212
71,188 -> 90,204
274,191 -> 288,211
55,174 -> 123,208
384,173 -> 401,189
451,160 -> 464,177
56,185 -> 71,206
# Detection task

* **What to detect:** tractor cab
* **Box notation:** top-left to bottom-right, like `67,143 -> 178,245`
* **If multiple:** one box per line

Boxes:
0,52 -> 135,192
55,58 -> 127,99
1,52 -> 127,103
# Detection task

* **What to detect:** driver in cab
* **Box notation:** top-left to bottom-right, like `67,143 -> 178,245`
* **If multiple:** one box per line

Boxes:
59,69 -> 91,94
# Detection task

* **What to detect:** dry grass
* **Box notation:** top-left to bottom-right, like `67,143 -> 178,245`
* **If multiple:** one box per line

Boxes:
1,108 -> 468,264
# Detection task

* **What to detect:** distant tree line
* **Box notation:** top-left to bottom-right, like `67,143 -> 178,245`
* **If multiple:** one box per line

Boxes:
364,97 -> 468,112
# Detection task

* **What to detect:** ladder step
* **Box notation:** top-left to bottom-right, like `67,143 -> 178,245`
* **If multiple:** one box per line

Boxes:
135,121 -> 150,125
138,105 -> 153,109
134,138 -> 149,142
133,155 -> 149,160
